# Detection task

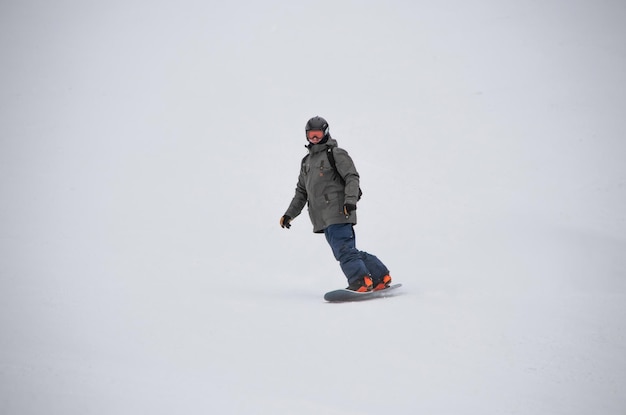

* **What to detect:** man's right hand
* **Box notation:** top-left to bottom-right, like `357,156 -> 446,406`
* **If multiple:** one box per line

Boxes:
279,215 -> 292,229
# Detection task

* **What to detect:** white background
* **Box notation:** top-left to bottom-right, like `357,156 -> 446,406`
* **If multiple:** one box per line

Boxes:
1,0 -> 625,413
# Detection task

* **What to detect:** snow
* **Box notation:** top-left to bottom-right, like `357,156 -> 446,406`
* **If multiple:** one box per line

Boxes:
1,0 -> 626,414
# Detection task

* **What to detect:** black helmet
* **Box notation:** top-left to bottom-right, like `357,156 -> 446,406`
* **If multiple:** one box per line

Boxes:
305,116 -> 329,138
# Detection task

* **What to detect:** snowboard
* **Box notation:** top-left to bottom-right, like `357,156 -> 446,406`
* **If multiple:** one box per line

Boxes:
324,283 -> 403,303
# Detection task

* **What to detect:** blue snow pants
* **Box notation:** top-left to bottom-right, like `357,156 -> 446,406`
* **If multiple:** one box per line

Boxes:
324,223 -> 389,285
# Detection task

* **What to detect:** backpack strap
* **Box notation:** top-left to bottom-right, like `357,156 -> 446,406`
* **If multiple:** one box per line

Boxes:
325,147 -> 344,185
326,147 -> 362,201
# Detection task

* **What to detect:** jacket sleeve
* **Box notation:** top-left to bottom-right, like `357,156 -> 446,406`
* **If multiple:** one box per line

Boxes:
333,148 -> 360,205
284,164 -> 308,218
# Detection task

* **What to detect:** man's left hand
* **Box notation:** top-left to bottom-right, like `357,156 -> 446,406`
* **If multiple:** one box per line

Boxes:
343,204 -> 357,216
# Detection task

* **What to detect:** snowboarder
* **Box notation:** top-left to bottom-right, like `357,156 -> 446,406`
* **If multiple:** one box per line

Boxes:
280,116 -> 392,292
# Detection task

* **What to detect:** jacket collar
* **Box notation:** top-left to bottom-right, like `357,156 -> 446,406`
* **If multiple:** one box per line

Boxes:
306,137 -> 338,154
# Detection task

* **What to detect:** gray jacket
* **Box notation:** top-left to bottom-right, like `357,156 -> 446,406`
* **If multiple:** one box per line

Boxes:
285,137 -> 360,233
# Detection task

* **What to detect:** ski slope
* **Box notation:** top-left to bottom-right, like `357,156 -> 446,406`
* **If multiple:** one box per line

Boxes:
1,1 -> 625,414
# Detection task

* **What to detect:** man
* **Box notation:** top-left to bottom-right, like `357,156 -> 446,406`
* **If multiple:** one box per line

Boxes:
280,116 -> 391,292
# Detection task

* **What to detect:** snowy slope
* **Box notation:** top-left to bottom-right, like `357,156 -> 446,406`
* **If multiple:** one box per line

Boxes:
1,1 -> 626,414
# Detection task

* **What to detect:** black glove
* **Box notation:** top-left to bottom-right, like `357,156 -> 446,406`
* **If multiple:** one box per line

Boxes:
280,215 -> 292,229
343,204 -> 357,216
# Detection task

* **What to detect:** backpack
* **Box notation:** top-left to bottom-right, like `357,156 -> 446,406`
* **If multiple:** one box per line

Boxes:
302,148 -> 363,201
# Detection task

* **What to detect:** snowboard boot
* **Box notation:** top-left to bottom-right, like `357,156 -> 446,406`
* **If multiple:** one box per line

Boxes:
347,276 -> 373,292
373,275 -> 392,291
